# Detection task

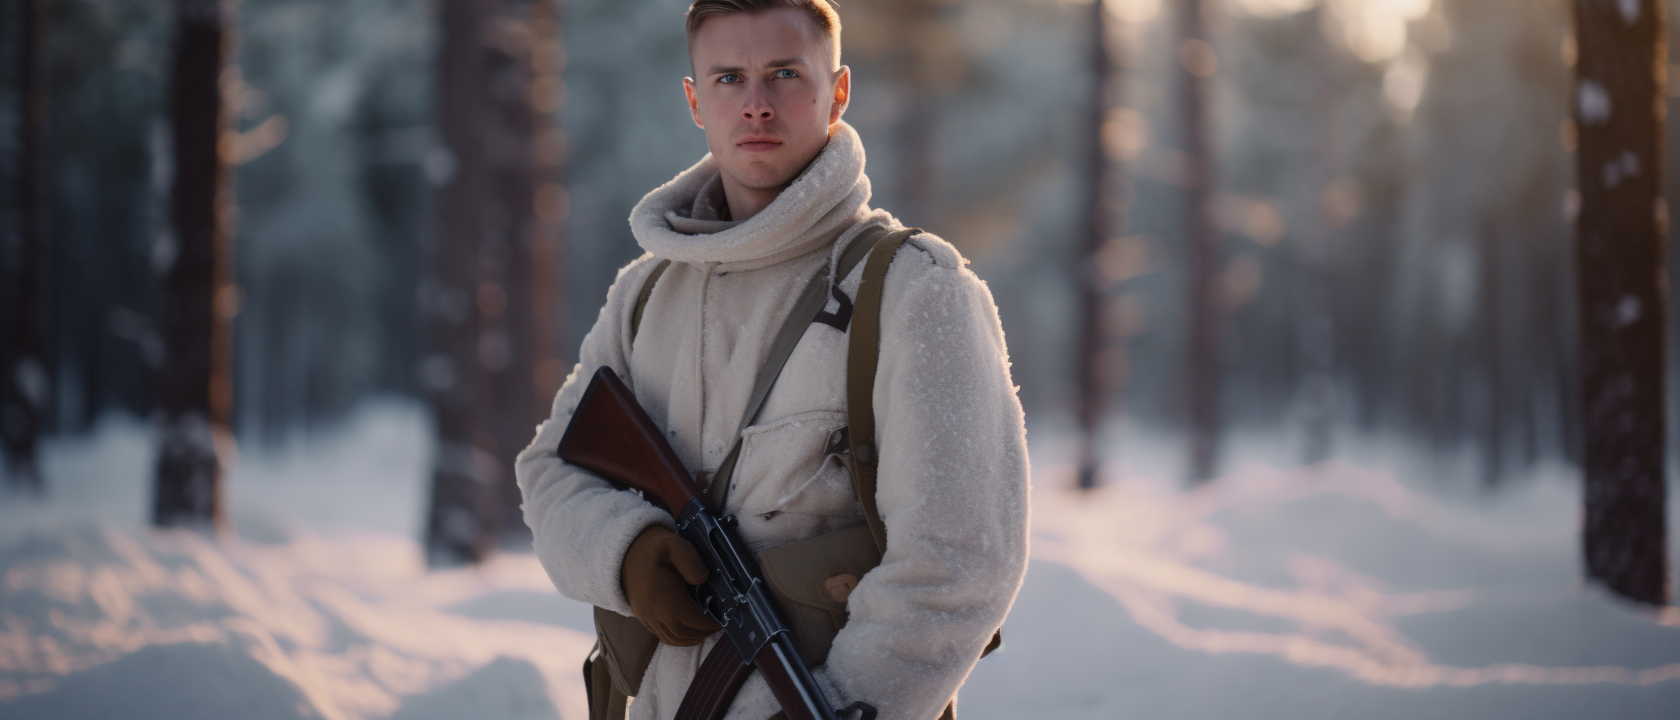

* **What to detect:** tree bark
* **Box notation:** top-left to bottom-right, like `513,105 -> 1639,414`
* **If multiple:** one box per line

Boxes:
3,0 -> 48,493
1179,0 -> 1221,482
1573,0 -> 1669,605
424,0 -> 563,565
1076,0 -> 1118,489
425,0 -> 496,566
1297,3 -> 1337,467
492,0 -> 567,548
1479,219 -> 1505,487
154,0 -> 237,530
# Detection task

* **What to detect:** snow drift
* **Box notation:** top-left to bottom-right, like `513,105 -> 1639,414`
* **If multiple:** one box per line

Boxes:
2,406 -> 1678,719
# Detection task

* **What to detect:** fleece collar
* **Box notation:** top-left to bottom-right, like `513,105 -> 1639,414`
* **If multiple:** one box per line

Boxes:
630,121 -> 872,271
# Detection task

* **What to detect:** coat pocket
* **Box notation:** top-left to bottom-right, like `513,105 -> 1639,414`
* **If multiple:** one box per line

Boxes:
731,410 -> 856,518
757,523 -> 883,667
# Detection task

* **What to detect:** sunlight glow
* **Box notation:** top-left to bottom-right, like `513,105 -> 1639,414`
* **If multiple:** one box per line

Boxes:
1325,0 -> 1433,63
1383,48 -> 1429,120
1231,0 -> 1434,64
1105,0 -> 1162,24
1229,0 -> 1316,18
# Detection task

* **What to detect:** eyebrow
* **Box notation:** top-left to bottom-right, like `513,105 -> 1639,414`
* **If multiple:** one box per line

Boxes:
705,58 -> 806,76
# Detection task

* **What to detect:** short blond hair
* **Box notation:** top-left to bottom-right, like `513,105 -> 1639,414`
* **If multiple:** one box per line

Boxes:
685,0 -> 842,68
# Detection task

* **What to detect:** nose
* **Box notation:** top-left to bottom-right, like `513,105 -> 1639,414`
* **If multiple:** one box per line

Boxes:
742,83 -> 773,122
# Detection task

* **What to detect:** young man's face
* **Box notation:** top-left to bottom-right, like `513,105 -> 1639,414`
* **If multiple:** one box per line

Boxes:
684,9 -> 849,199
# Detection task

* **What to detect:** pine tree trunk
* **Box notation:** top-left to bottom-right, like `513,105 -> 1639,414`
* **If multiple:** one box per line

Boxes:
1076,0 -> 1117,489
1479,220 -> 1505,487
1573,0 -> 1669,605
512,0 -> 568,547
1297,3 -> 1336,467
490,0 -> 568,549
1179,0 -> 1221,482
154,0 -> 237,530
3,0 -> 48,493
425,0 -> 495,566
425,0 -> 562,564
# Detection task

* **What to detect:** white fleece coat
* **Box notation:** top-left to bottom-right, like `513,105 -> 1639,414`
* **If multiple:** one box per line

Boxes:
516,122 -> 1029,720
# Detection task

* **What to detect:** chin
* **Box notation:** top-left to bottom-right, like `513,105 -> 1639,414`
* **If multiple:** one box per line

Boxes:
726,158 -> 801,191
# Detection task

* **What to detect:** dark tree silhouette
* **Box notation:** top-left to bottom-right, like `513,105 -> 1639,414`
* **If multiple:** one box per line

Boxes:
154,0 -> 237,529
424,0 -> 565,565
888,0 -> 942,228
425,0 -> 497,567
1478,218 -> 1505,486
1178,0 -> 1221,482
1076,0 -> 1119,489
1573,0 -> 1668,605
3,0 -> 48,494
1296,2 -> 1338,467
491,0 -> 567,549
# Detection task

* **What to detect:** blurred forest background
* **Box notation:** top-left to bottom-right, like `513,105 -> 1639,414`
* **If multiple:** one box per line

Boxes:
8,3 -> 1680,714
0,0 -> 1672,498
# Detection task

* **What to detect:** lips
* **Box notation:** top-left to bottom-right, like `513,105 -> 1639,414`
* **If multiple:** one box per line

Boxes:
736,135 -> 782,152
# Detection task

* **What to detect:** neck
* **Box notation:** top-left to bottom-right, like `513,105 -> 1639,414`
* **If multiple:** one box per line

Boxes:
718,172 -> 787,222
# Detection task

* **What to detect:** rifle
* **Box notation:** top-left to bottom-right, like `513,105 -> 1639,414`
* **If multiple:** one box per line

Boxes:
559,366 -> 878,720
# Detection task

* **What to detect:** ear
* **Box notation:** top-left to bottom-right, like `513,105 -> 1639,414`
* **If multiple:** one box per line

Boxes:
828,66 -> 851,126
683,77 -> 704,129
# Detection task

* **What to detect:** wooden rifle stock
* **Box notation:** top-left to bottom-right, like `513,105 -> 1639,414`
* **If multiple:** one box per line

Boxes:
558,367 -> 877,720
558,367 -> 702,515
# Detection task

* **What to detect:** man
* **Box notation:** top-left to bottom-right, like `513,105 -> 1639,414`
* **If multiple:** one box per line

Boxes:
515,2 -> 1029,718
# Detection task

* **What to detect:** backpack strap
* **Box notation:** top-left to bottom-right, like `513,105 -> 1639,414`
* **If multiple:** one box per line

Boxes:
630,259 -> 671,342
845,227 -> 921,553
703,223 -> 894,510
737,223 -> 893,438
843,228 -> 1005,672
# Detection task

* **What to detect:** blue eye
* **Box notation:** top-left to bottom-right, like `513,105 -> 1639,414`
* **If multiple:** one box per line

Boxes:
719,73 -> 741,84
775,69 -> 799,79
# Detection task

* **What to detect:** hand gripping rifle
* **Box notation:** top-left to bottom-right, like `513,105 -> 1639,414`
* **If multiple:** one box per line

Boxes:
559,367 -> 878,720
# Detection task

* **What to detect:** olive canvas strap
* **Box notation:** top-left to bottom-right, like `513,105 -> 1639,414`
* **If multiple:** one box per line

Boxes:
673,223 -> 895,720
587,257 -> 673,720
842,228 -> 981,720
843,229 -> 1005,691
844,227 -> 920,553
630,258 -> 672,342
702,223 -> 893,510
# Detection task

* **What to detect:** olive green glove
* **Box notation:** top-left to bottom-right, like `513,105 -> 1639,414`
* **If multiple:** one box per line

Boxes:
622,525 -> 721,646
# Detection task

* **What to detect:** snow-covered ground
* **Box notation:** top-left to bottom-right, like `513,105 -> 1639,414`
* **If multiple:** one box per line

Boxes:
2,402 -> 1678,719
